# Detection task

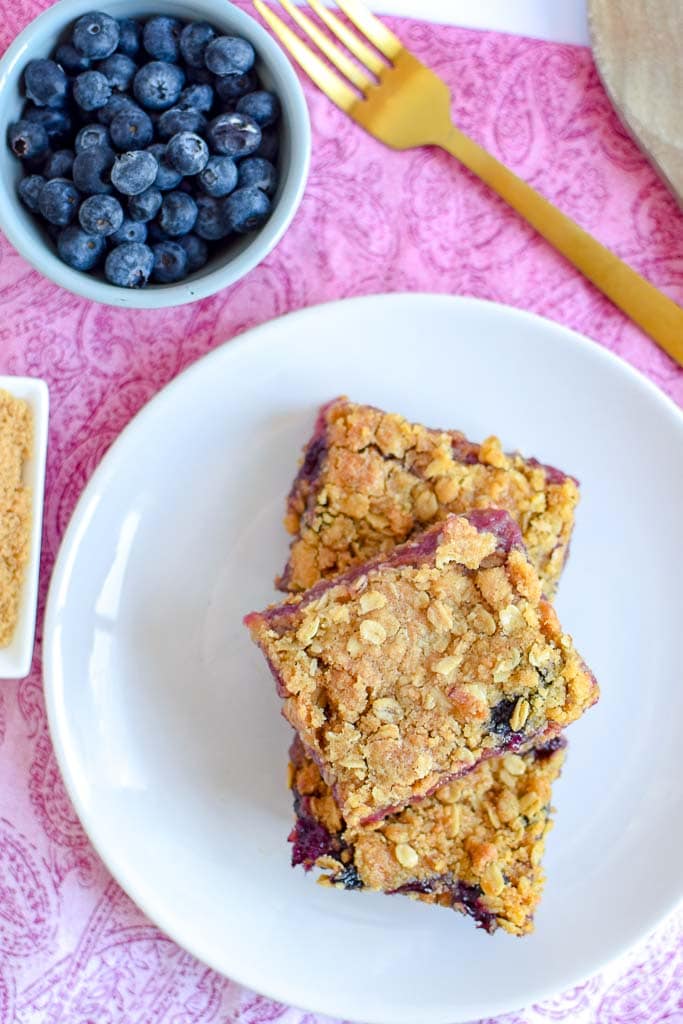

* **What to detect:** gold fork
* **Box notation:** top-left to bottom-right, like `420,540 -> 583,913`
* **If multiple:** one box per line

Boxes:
254,0 -> 683,369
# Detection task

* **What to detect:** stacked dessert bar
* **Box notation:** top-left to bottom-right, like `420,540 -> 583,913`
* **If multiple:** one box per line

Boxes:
245,398 -> 598,936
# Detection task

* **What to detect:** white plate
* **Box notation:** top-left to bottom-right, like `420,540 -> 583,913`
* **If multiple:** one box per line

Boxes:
44,294 -> 683,1024
0,376 -> 48,679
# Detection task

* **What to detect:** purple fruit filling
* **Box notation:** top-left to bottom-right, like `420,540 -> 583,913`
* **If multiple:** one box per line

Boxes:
284,400 -> 335,506
527,457 -> 577,488
532,734 -> 567,760
289,809 -> 336,869
297,434 -> 327,490
449,881 -> 498,933
394,878 -> 498,933
392,877 -> 446,896
450,436 -> 480,465
464,508 -> 523,552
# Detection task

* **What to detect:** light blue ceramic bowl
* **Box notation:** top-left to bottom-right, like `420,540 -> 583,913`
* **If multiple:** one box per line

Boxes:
0,0 -> 310,307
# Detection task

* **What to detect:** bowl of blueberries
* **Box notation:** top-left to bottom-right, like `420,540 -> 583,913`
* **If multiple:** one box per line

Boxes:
0,0 -> 310,306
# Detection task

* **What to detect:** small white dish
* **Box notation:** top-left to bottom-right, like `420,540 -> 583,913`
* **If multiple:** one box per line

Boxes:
0,376 -> 48,679
43,295 -> 683,1023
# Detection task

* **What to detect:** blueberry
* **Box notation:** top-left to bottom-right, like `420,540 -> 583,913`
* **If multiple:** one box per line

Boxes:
177,83 -> 214,113
55,43 -> 90,74
489,698 -> 521,742
147,143 -> 183,191
194,195 -> 229,240
117,18 -> 142,59
215,70 -> 257,103
8,120 -> 49,161
75,123 -> 109,152
204,36 -> 255,76
73,12 -> 120,60
111,150 -> 158,195
24,59 -> 69,108
236,90 -> 280,127
38,177 -> 80,226
253,126 -> 279,161
72,144 -> 114,194
73,70 -> 112,111
44,148 -> 75,179
143,16 -> 182,62
151,240 -> 188,282
166,131 -> 208,175
335,863 -> 363,890
158,190 -> 198,236
23,105 -> 72,145
206,112 -> 261,159
198,155 -> 237,197
109,107 -> 154,150
57,225 -> 106,269
178,232 -> 208,273
110,217 -> 147,245
97,93 -> 140,125
97,53 -> 137,92
128,187 -> 162,222
105,242 -> 154,287
158,107 -> 207,140
78,193 -> 124,236
17,174 -> 45,212
237,156 -> 278,197
134,61 -> 185,110
224,186 -> 270,234
179,22 -> 215,68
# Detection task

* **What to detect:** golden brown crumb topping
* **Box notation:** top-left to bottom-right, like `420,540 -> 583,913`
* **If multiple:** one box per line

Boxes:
280,398 -> 578,598
291,740 -> 566,936
0,390 -> 32,648
246,514 -> 596,827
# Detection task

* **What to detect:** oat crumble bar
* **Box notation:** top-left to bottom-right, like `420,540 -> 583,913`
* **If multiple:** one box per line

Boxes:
245,510 -> 597,827
279,398 -> 578,598
288,734 -> 567,936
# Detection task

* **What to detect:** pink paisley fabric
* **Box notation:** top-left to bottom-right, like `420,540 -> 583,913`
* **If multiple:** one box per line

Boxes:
0,2 -> 682,1021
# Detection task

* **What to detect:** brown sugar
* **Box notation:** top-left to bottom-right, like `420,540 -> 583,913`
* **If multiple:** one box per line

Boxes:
0,390 -> 33,647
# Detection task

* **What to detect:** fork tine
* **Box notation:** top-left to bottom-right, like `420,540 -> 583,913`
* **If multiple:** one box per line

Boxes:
334,0 -> 404,61
306,0 -> 387,77
254,0 -> 358,112
277,0 -> 374,92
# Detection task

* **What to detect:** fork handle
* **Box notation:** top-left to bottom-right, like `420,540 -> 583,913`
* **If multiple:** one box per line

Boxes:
439,124 -> 683,368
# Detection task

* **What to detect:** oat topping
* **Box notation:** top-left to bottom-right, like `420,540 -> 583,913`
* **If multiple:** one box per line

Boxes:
289,735 -> 567,936
245,511 -> 597,827
279,398 -> 579,598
